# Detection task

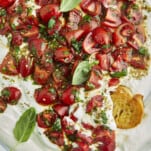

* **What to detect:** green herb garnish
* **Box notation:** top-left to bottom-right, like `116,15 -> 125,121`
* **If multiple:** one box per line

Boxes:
48,18 -> 56,29
60,0 -> 82,12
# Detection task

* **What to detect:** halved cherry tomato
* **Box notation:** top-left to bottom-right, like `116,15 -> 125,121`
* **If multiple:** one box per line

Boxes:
92,27 -> 110,45
108,78 -> 120,87
1,87 -> 21,105
11,32 -> 23,46
93,126 -> 115,151
86,95 -> 103,113
45,130 -> 65,146
29,38 -> 47,58
76,142 -> 90,151
80,17 -> 100,34
0,0 -> 15,8
113,23 -> 134,46
33,65 -> 51,85
34,87 -> 57,105
64,29 -> 85,44
86,66 -> 102,90
61,87 -> 78,105
80,0 -> 102,16
0,97 -> 7,113
130,54 -> 147,69
67,9 -> 82,30
96,53 -> 111,71
18,56 -> 34,78
21,26 -> 39,38
37,110 -> 58,128
24,15 -> 39,26
53,104 -> 69,117
83,32 -> 100,54
0,53 -> 18,76
103,8 -> 121,27
110,56 -> 127,72
125,4 -> 142,25
54,47 -> 73,63
40,4 -> 61,23
48,19 -> 62,35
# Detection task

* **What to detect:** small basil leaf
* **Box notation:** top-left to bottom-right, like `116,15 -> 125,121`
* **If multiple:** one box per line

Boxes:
48,18 -> 56,29
111,69 -> 127,78
13,107 -> 36,143
72,61 -> 91,85
60,0 -> 82,12
139,47 -> 148,56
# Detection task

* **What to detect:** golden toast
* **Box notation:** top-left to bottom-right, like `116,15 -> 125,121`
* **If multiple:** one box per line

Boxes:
111,85 -> 144,129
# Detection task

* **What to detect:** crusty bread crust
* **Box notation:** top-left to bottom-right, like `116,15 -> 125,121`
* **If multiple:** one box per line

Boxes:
111,85 -> 144,129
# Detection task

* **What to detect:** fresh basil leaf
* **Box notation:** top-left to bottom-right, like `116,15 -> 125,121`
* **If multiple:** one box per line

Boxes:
139,46 -> 148,56
60,0 -> 82,12
13,107 -> 36,143
72,61 -> 91,85
111,69 -> 127,78
48,18 -> 56,29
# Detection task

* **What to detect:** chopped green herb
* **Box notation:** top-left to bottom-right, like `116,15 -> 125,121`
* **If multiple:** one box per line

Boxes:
0,9 -> 6,16
11,24 -> 16,30
16,6 -> 23,14
101,110 -> 108,124
111,69 -> 127,78
132,4 -> 139,10
52,118 -> 62,131
48,18 -> 56,29
71,38 -> 82,53
102,44 -> 111,49
1,89 -> 10,97
27,7 -> 33,15
82,15 -> 91,23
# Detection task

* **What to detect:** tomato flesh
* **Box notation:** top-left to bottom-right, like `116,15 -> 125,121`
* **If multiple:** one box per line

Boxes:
1,87 -> 21,105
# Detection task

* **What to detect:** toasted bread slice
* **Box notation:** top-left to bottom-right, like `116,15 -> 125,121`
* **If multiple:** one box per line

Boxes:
111,85 -> 144,129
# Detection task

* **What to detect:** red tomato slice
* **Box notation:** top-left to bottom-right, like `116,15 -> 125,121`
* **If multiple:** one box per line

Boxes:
0,53 -> 18,76
96,53 -> 111,71
21,26 -> 39,38
18,57 -> 34,78
11,32 -> 23,46
80,0 -> 101,16
61,87 -> 78,105
33,65 -> 51,85
37,110 -> 58,128
64,29 -> 85,44
29,38 -> 47,58
40,4 -> 61,23
53,104 -> 69,117
103,8 -> 121,28
86,95 -> 103,113
34,87 -> 57,106
83,32 -> 100,54
86,66 -> 102,90
1,87 -> 21,105
45,130 -> 65,146
54,47 -> 73,63
0,0 -> 15,8
108,78 -> 120,87
92,27 -> 110,45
